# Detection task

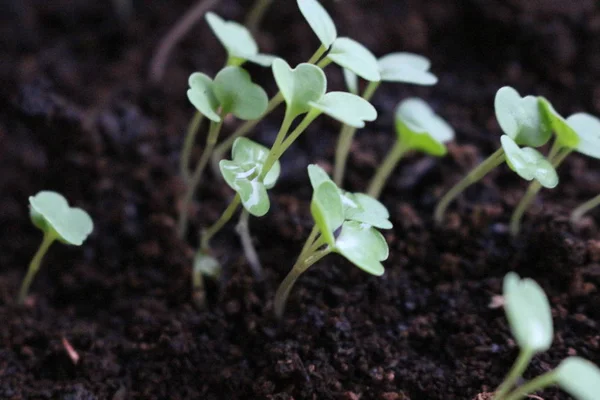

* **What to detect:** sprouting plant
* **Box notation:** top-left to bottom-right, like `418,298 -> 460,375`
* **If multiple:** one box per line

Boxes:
366,98 -> 454,198
493,273 -> 600,400
274,164 -> 391,318
434,86 -> 555,224
178,66 -> 268,238
334,53 -> 438,185
19,191 -> 93,304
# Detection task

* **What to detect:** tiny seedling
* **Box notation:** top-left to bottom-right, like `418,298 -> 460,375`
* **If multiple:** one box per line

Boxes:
19,191 -> 93,304
366,98 -> 454,198
493,273 -> 600,400
274,164 -> 391,318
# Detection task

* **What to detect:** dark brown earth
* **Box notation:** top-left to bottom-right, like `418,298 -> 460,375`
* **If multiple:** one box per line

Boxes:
1,0 -> 600,399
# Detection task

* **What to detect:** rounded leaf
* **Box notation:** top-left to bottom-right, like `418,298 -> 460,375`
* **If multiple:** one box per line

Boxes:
556,357 -> 600,400
395,98 -> 454,156
213,66 -> 268,120
378,53 -> 437,85
310,92 -> 377,128
297,0 -> 337,47
494,86 -> 550,147
345,193 -> 392,229
29,191 -> 93,246
311,181 -> 344,246
334,221 -> 388,276
567,113 -> 600,160
538,97 -> 580,148
501,135 -> 558,188
502,272 -> 553,353
219,160 -> 271,217
272,59 -> 327,118
231,137 -> 280,189
187,72 -> 221,122
328,37 -> 381,82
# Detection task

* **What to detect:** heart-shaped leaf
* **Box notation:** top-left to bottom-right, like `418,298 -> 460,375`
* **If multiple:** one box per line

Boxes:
501,135 -> 559,188
310,92 -> 377,128
538,97 -> 580,148
213,66 -> 268,120
311,181 -> 344,246
187,72 -> 221,122
494,86 -> 550,147
231,137 -> 280,188
503,272 -> 553,353
395,98 -> 454,156
327,37 -> 381,82
556,357 -> 600,400
566,113 -> 600,160
29,191 -> 93,246
343,68 -> 359,95
377,53 -> 438,85
334,221 -> 388,276
205,12 -> 275,67
272,59 -> 327,118
297,0 -> 337,48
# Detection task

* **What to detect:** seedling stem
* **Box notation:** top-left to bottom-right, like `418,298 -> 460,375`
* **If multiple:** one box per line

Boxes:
493,348 -> 534,400
245,0 -> 273,33
235,209 -> 263,279
18,231 -> 57,304
200,194 -> 242,252
501,370 -> 558,400
571,193 -> 600,223
180,111 -> 205,182
367,140 -> 409,198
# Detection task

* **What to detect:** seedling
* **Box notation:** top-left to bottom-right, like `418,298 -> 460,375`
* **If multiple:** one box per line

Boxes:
493,273 -> 600,400
366,98 -> 454,198
19,191 -> 93,304
571,193 -> 600,224
334,53 -> 438,185
273,164 -> 391,318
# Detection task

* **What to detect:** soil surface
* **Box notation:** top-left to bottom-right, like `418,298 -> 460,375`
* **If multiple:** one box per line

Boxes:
1,0 -> 600,399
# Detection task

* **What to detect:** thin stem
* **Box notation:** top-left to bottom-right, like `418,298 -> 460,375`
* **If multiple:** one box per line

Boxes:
317,57 -> 333,69
501,371 -> 558,400
367,140 -> 410,199
493,349 -> 534,400
298,225 -> 320,261
362,81 -> 381,102
245,0 -> 273,33
571,193 -> 600,223
235,209 -> 263,279
270,110 -> 321,168
260,109 -> 297,181
274,245 -> 331,319
180,111 -> 204,182
434,147 -> 506,224
178,118 -> 224,238
546,137 -> 562,161
18,232 -> 56,304
200,194 -> 242,252
306,45 -> 328,64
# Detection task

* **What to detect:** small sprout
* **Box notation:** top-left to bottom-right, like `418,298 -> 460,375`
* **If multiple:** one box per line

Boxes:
192,251 -> 221,310
325,37 -> 381,82
297,0 -> 337,48
555,357 -> 600,400
367,98 -> 454,198
309,92 -> 377,128
377,52 -> 438,85
19,191 -> 93,303
500,136 -> 558,189
272,59 -> 327,119
205,12 -> 276,67
219,138 -> 281,217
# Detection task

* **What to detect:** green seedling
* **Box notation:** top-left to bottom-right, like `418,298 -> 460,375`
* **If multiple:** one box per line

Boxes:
178,66 -> 268,238
334,52 -> 438,185
19,191 -> 93,304
274,164 -> 391,318
493,273 -> 600,400
366,98 -> 454,198
245,0 -> 274,33
434,86 -> 553,224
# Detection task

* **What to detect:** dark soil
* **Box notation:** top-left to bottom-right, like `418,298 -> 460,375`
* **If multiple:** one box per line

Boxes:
1,0 -> 600,399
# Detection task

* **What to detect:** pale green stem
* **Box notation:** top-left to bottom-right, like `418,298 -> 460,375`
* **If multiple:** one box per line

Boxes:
235,209 -> 263,279
178,118 -> 224,238
493,349 -> 534,400
571,193 -> 600,223
245,0 -> 273,33
298,225 -> 320,261
546,137 -> 562,161
306,45 -> 328,64
367,140 -> 410,199
200,194 -> 242,252
191,253 -> 208,310
501,371 -> 558,400
269,110 -> 321,168
434,147 -> 506,224
317,57 -> 333,69
361,81 -> 381,102
180,111 -> 204,182
274,245 -> 331,319
259,109 -> 296,181
18,231 -> 57,304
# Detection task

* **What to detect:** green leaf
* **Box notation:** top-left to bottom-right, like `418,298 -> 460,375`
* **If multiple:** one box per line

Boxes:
567,113 -> 600,160
345,193 -> 392,229
311,181 -> 344,246
538,97 -> 580,148
307,164 -> 333,189
310,92 -> 377,128
205,12 -> 275,67
556,357 -> 600,400
231,137 -> 280,189
297,0 -> 337,48
272,59 -> 327,118
494,86 -> 550,147
29,191 -> 93,246
377,53 -> 437,85
213,66 -> 268,120
187,72 -> 221,122
343,68 -> 359,95
501,135 -> 559,189
327,37 -> 381,82
502,272 -> 553,353
334,221 -> 388,276
395,98 -> 454,156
